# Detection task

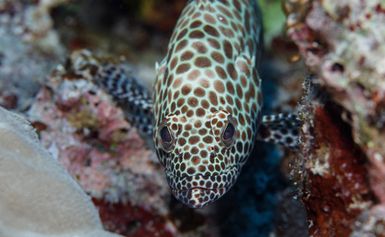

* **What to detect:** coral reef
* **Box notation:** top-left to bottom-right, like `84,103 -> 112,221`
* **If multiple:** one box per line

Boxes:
4,0 -> 385,236
284,0 -> 385,236
27,51 -> 218,236
0,106 -> 121,237
0,0 -> 66,110
28,65 -> 165,206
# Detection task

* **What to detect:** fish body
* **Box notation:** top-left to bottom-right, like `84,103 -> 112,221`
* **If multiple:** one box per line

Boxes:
153,0 -> 264,208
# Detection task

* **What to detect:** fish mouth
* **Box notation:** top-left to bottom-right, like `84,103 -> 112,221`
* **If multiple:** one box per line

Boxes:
171,187 -> 226,208
166,166 -> 240,208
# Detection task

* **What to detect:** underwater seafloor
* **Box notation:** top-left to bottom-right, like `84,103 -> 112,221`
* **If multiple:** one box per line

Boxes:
0,0 -> 385,237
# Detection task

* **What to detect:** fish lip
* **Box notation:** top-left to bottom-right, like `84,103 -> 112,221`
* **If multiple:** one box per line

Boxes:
171,187 -> 226,208
172,186 -> 224,193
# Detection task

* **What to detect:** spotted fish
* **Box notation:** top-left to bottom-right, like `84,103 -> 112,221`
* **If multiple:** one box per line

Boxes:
152,0 -> 300,208
70,0 -> 300,208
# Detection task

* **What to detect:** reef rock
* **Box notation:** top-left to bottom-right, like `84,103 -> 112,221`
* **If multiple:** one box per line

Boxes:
0,106 -> 121,237
0,0 -> 66,110
26,52 -> 184,236
284,0 -> 385,236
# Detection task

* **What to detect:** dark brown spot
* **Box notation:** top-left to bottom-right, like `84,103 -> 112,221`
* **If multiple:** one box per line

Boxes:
220,26 -> 234,38
188,70 -> 200,80
247,39 -> 254,55
227,63 -> 237,79
240,76 -> 247,87
241,131 -> 247,140
189,136 -> 200,145
223,40 -> 233,58
195,57 -> 212,68
194,87 -> 205,97
236,84 -> 243,97
201,100 -> 209,109
184,151 -> 191,159
187,167 -> 195,175
173,91 -> 180,100
209,91 -> 218,105
204,14 -> 216,24
194,120 -> 202,128
214,80 -> 225,93
177,98 -> 185,107
226,81 -> 235,94
185,124 -> 192,130
180,163 -> 186,171
181,105 -> 188,113
192,42 -> 208,54
245,11 -> 250,32
198,165 -> 206,172
191,147 -> 199,155
171,123 -> 177,131
187,110 -> 194,117
182,85 -> 192,95
203,136 -> 213,143
212,52 -> 225,64
181,51 -> 194,61
190,20 -> 202,28
226,95 -> 233,104
188,97 -> 199,107
176,28 -> 188,41
239,114 -> 245,125
190,30 -> 205,39
236,99 -> 242,110
218,5 -> 233,18
176,63 -> 190,74
208,38 -> 221,49
170,102 -> 176,111
172,78 -> 182,89
175,40 -> 187,52
198,128 -> 207,135
234,0 -> 241,11
179,138 -> 187,146
192,156 -> 200,164
204,25 -> 219,37
170,58 -> 178,69
215,66 -> 227,79
196,108 -> 205,117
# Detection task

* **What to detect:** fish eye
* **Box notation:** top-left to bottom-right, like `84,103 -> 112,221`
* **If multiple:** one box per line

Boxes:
159,125 -> 174,151
222,121 -> 236,147
160,126 -> 172,142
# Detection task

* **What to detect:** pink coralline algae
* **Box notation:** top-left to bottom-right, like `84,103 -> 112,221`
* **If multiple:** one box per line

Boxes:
26,55 -> 177,235
28,78 -> 166,206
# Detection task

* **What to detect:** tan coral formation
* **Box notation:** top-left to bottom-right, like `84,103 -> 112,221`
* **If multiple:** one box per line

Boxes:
0,106 -> 122,237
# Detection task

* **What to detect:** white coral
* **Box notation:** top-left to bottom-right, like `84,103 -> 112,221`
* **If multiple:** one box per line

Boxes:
0,106 -> 121,237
